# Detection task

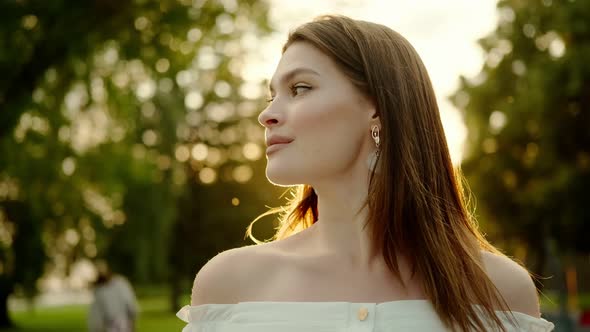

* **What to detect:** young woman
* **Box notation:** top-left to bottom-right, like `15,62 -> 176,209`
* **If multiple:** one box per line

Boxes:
178,15 -> 554,331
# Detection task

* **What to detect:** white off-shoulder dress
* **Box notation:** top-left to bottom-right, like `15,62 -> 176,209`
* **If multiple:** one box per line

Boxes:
177,300 -> 554,331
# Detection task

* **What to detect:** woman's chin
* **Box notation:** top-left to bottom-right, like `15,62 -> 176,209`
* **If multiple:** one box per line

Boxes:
265,169 -> 300,187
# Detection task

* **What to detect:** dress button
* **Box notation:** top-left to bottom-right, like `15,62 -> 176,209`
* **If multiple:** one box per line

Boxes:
357,307 -> 368,321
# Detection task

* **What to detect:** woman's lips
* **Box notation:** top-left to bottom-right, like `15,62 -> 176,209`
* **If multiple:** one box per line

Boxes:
266,142 -> 290,155
265,135 -> 294,155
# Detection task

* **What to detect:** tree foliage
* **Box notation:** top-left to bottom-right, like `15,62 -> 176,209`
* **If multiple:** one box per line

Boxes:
0,0 -> 276,326
453,0 -> 590,267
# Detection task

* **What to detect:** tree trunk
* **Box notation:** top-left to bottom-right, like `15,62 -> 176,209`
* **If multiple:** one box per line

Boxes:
0,277 -> 14,328
170,270 -> 181,312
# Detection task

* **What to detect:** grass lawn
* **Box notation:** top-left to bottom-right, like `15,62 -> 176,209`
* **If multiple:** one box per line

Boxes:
3,292 -> 189,332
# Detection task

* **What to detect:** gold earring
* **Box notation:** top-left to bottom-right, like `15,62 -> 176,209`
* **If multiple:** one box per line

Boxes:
368,125 -> 381,173
371,125 -> 380,149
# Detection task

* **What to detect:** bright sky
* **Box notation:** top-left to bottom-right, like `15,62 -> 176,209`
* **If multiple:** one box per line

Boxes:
245,0 -> 499,163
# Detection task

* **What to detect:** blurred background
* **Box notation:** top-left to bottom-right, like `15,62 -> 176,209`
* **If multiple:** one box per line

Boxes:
0,0 -> 588,331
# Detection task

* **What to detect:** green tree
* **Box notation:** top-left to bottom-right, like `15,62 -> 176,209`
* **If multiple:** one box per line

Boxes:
0,0 -> 273,327
453,0 -> 590,279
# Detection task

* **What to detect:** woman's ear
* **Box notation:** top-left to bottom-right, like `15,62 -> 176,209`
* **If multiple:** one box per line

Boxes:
367,98 -> 379,120
362,95 -> 378,120
371,110 -> 379,119
370,110 -> 381,127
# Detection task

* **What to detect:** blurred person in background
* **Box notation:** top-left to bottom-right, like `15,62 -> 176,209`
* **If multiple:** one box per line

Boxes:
88,261 -> 138,332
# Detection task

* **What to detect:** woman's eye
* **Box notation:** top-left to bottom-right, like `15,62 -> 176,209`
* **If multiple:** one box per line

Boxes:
291,85 -> 311,96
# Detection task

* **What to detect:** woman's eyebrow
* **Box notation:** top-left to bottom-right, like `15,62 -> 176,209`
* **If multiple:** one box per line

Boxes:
268,67 -> 320,94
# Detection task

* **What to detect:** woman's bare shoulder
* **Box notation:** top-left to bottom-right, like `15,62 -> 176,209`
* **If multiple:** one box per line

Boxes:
480,250 -> 541,317
190,241 -> 286,306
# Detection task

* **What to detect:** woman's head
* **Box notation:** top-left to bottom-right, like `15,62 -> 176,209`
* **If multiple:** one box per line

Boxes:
251,15 -> 514,331
258,40 -> 378,186
259,15 -> 444,189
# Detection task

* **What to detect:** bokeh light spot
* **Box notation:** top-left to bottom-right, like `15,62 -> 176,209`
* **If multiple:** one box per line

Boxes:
489,111 -> 507,134
22,15 -> 38,30
142,130 -> 158,146
233,165 -> 253,183
199,168 -> 217,184
206,148 -> 222,165
214,81 -> 232,98
191,143 -> 208,161
155,58 -> 170,73
185,91 -> 204,110
62,157 -> 76,176
243,143 -> 262,160
187,28 -> 202,42
134,16 -> 150,31
549,37 -> 565,58
136,80 -> 156,101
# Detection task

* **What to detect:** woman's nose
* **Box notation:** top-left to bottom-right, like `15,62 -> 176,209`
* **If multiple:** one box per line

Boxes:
258,106 -> 281,128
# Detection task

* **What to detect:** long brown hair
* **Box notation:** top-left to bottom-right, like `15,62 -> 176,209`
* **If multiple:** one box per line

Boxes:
248,15 -> 515,331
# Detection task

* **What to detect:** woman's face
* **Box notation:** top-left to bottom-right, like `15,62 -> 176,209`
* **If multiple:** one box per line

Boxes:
258,41 -> 375,186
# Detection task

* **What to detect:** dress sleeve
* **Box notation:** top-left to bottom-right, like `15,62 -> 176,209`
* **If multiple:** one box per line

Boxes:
177,304 -> 235,332
498,311 -> 555,332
